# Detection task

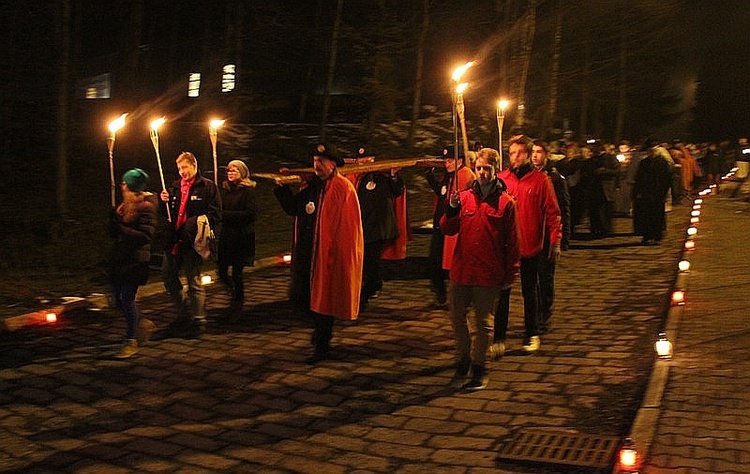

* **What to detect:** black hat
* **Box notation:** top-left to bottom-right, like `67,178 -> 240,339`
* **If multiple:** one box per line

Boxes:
356,146 -> 369,158
437,145 -> 464,160
311,142 -> 344,167
642,138 -> 660,150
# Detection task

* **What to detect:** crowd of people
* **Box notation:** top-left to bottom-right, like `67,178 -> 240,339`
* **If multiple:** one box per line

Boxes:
105,135 -> 749,390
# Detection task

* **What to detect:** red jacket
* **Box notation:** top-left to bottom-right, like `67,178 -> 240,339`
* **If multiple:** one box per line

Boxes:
442,165 -> 476,269
440,180 -> 520,288
497,166 -> 562,258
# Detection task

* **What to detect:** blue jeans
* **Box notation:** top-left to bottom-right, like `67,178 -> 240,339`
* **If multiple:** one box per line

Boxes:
113,284 -> 140,340
162,246 -> 205,321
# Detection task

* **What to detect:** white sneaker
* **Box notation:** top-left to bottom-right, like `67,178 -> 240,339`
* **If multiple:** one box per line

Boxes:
522,336 -> 540,353
489,342 -> 506,360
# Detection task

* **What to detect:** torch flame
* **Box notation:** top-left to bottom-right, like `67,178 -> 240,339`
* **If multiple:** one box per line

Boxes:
209,119 -> 225,130
452,61 -> 474,82
150,117 -> 166,131
498,99 -> 509,112
456,82 -> 469,95
108,113 -> 128,133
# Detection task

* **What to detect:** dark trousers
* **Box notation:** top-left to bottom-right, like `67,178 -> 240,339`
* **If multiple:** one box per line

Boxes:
494,254 -> 541,341
538,241 -> 556,330
291,270 -> 334,354
429,230 -> 447,299
311,312 -> 334,354
361,240 -> 386,300
218,260 -> 245,302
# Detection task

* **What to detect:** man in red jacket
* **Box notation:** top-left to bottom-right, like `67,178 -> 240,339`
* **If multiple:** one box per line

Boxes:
441,148 -> 520,390
494,135 -> 562,355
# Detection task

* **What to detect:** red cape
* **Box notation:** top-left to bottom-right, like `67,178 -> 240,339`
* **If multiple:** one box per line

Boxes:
309,173 -> 364,320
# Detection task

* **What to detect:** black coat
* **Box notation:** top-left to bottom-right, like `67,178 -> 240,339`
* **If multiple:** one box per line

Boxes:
161,173 -> 222,251
356,172 -> 404,244
545,167 -> 572,250
218,182 -> 257,266
108,194 -> 158,285
632,155 -> 672,239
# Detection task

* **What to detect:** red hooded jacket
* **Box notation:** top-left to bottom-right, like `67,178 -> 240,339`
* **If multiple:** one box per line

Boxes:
497,166 -> 562,258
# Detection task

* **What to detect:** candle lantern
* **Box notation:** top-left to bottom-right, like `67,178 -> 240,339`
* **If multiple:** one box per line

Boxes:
655,333 -> 673,359
671,290 -> 686,306
618,437 -> 639,473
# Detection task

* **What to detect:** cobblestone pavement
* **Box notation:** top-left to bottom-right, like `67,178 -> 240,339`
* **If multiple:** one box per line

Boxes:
642,190 -> 750,474
0,194 -> 725,473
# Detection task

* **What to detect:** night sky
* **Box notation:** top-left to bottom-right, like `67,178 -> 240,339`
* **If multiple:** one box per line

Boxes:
2,0 -> 750,147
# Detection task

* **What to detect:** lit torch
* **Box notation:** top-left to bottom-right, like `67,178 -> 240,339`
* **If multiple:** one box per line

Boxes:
497,99 -> 509,170
149,117 -> 170,222
209,119 -> 225,185
451,62 -> 474,164
107,114 -> 127,207
456,82 -> 470,161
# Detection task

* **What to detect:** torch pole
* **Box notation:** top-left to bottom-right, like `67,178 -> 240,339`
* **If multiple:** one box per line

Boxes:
107,133 -> 116,207
209,128 -> 219,185
457,92 -> 470,160
496,110 -> 505,171
150,128 -> 171,222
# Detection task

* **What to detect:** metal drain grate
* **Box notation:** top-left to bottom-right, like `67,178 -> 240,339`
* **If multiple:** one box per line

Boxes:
497,429 -> 620,470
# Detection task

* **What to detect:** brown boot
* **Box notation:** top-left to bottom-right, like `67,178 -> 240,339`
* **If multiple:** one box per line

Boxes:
137,318 -> 156,344
114,340 -> 138,359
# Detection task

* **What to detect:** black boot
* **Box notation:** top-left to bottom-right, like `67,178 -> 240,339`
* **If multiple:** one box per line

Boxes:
462,365 -> 489,391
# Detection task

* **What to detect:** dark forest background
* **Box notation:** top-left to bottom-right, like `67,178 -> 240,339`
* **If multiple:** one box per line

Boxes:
1,0 -> 749,304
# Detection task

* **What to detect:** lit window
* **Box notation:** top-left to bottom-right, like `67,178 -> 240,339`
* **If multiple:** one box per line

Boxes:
222,64 -> 236,93
188,73 -> 201,97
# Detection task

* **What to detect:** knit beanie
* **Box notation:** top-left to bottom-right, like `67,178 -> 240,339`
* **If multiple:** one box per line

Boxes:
122,168 -> 149,192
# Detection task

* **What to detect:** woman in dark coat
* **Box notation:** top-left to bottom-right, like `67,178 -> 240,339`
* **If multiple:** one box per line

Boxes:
632,143 -> 673,245
108,168 -> 158,359
218,159 -> 257,314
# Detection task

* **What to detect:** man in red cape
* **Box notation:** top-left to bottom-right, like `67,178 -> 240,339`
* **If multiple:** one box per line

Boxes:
274,143 -> 364,363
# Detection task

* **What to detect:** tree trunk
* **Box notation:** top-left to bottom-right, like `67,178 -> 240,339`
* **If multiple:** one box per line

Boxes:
320,0 -> 345,139
298,1 -> 323,122
407,0 -> 430,150
55,0 -> 72,229
514,0 -> 537,130
119,0 -> 144,100
614,1 -> 629,144
579,31 -> 591,138
543,0 -> 563,138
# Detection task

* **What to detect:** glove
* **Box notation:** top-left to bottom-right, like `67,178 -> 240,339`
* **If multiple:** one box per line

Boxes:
548,243 -> 561,262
